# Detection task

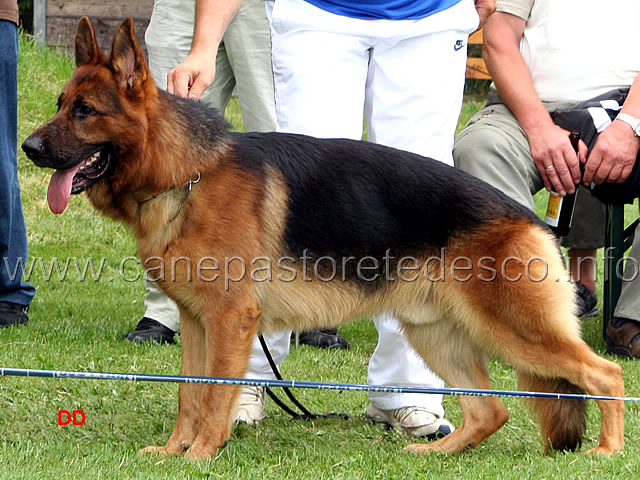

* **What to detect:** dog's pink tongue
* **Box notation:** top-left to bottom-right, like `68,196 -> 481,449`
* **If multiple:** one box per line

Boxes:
47,165 -> 82,214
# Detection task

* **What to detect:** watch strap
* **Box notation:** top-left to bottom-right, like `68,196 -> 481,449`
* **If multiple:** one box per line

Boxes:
616,112 -> 640,136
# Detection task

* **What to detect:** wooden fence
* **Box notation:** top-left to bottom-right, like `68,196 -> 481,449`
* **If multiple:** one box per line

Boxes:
33,0 -> 153,56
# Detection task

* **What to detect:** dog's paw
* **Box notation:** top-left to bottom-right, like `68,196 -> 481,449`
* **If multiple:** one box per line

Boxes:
184,438 -> 227,461
185,446 -> 218,461
404,436 -> 469,455
139,443 -> 187,456
404,443 -> 436,454
585,445 -> 621,456
139,445 -> 170,456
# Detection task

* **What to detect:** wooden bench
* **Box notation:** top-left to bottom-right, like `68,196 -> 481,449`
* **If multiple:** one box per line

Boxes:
466,29 -> 491,80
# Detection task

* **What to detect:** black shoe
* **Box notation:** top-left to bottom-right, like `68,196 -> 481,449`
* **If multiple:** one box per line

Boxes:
297,328 -> 350,349
575,282 -> 600,318
123,317 -> 176,344
0,302 -> 29,328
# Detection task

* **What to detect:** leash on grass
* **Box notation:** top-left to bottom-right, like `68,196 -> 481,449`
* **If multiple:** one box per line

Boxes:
257,334 -> 349,421
2,365 -> 639,403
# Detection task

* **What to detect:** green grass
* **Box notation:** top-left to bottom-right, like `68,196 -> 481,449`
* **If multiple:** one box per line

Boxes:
2,32 -> 640,479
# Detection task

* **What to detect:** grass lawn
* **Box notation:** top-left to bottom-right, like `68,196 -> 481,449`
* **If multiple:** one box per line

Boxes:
1,33 -> 640,479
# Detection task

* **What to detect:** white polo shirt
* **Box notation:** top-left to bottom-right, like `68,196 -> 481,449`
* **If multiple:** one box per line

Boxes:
499,0 -> 640,102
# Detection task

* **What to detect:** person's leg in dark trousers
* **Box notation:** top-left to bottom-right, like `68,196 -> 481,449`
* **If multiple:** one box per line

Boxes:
0,19 -> 35,326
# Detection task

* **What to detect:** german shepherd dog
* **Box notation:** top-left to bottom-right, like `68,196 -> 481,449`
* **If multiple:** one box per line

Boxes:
23,18 -> 624,460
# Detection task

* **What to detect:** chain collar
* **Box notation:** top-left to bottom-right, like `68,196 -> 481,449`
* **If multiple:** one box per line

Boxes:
132,172 -> 201,222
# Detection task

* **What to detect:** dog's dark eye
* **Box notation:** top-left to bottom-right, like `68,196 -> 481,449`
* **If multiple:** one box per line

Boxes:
74,104 -> 97,118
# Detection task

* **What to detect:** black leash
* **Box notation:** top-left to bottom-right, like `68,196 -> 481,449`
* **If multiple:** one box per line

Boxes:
258,334 -> 349,421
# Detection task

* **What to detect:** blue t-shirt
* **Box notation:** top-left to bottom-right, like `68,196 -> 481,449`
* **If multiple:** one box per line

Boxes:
302,0 -> 463,20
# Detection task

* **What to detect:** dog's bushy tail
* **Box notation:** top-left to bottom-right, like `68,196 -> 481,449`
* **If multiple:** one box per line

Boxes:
518,373 -> 587,452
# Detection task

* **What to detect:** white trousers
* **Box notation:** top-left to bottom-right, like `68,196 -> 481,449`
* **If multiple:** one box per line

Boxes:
265,0 -> 478,413
268,0 -> 478,164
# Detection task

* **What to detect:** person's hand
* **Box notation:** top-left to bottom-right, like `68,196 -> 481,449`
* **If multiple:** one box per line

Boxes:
582,120 -> 640,185
529,124 -> 585,195
474,0 -> 496,28
166,50 -> 215,100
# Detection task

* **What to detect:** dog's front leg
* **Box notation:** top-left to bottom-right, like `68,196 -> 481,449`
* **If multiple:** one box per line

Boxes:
141,309 -> 206,456
186,301 -> 260,461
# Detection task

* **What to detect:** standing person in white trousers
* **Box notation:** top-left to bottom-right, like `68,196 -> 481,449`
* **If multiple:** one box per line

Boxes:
141,0 -> 495,438
264,0 -> 490,437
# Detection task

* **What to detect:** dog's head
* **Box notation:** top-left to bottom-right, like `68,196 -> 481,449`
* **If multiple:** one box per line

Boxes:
22,17 -> 153,214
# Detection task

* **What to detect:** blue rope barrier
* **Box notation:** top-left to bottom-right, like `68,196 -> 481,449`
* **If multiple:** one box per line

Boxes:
1,367 -> 638,402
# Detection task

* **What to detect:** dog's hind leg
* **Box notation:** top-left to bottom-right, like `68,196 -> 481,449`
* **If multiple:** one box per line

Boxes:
442,222 -> 624,454
508,338 -> 624,455
455,277 -> 624,454
401,321 -> 510,453
582,356 -> 625,455
140,309 -> 206,456
466,265 -> 623,452
186,301 -> 260,461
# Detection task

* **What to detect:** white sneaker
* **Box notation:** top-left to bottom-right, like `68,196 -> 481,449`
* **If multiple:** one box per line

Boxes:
234,386 -> 266,425
365,405 -> 455,439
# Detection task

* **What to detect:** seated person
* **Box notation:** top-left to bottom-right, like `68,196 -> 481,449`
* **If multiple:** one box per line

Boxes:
454,0 -> 640,358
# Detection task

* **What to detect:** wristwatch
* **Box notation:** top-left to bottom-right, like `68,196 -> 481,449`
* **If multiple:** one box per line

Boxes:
616,113 -> 640,137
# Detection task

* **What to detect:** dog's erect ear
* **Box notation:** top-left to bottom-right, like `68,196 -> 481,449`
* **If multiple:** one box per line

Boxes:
109,18 -> 148,91
75,16 -> 104,66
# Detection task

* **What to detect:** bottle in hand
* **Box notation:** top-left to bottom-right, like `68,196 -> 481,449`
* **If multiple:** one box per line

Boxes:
544,130 -> 581,237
